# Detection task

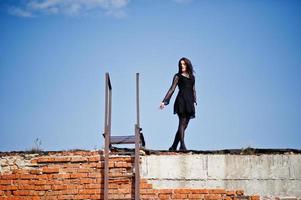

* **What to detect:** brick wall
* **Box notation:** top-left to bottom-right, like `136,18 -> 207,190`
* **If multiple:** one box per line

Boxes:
0,150 -> 260,200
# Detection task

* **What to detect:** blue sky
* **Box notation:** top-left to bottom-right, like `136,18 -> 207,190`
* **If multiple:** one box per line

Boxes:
1,0 -> 300,152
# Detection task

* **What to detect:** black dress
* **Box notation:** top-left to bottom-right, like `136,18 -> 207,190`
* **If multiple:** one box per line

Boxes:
162,73 -> 196,119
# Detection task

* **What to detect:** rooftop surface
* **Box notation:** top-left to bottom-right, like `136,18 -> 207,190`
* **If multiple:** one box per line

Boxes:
1,147 -> 301,156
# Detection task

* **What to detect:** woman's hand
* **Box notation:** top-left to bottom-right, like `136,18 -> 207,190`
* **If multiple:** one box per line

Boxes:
159,102 -> 165,110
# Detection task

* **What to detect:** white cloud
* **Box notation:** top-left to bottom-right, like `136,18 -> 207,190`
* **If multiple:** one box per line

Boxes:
105,9 -> 126,19
8,6 -> 34,18
7,0 -> 130,18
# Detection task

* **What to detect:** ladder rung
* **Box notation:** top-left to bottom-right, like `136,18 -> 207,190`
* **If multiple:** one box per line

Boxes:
110,135 -> 136,144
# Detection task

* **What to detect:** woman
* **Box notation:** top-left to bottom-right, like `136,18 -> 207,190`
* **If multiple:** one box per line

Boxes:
160,57 -> 197,151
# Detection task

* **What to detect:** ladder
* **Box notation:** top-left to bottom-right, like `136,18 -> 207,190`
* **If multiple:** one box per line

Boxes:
103,72 -> 143,200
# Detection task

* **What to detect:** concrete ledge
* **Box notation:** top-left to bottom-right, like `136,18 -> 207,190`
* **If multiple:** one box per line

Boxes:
141,154 -> 301,198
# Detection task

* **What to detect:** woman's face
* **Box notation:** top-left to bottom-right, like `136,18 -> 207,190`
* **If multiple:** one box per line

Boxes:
180,60 -> 187,72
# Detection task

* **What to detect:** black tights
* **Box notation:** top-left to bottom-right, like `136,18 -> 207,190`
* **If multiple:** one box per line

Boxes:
170,115 -> 190,150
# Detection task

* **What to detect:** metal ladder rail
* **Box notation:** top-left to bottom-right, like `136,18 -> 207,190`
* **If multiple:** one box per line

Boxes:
104,73 -> 111,200
135,73 -> 140,200
103,73 -> 141,200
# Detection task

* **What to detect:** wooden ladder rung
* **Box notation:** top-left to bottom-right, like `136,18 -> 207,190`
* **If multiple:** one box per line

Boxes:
110,135 -> 136,144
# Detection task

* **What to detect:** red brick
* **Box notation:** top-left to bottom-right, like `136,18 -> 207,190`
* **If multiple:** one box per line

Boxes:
172,193 -> 188,198
188,193 -> 204,198
52,185 -> 68,190
12,169 -> 27,174
61,168 -> 77,173
90,194 -> 102,199
108,162 -> 114,168
205,194 -> 222,200
29,169 -> 42,175
52,174 -> 70,179
209,189 -> 226,194
35,185 -> 52,190
34,180 -> 47,185
45,196 -> 61,200
159,189 -> 172,194
174,189 -> 192,194
118,188 -> 131,194
108,194 -> 124,199
251,195 -> 260,200
141,189 -> 155,194
18,184 -> 35,190
31,190 -> 46,196
141,194 -> 158,199
0,179 -> 12,185
12,190 -> 31,196
140,182 -> 152,189
70,157 -> 88,162
38,174 -> 50,179
96,163 -> 103,168
226,190 -> 236,196
87,173 -> 101,178
108,184 -> 118,189
36,157 -> 55,163
84,184 -> 101,189
80,178 -> 96,184
84,163 -> 98,168
0,185 -> 18,190
57,195 -> 75,199
158,194 -> 171,199
13,180 -> 29,184
70,173 -> 87,178
1,174 -> 19,179
78,189 -> 100,195
192,189 -> 209,194
62,189 -> 78,195
108,189 -> 118,194
114,162 -> 126,167
19,174 -> 37,179
51,179 -> 65,185
53,157 -> 71,162
66,184 -> 84,190
77,168 -> 94,173
119,183 -> 131,189
73,195 -> 91,199
88,156 -> 100,162
42,167 -> 60,174
48,191 -> 63,196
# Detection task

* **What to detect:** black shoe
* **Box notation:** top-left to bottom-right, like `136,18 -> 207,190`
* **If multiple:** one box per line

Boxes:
169,146 -> 177,151
179,145 -> 187,151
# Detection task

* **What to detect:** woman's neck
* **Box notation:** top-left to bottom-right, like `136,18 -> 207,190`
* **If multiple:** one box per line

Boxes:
181,72 -> 190,78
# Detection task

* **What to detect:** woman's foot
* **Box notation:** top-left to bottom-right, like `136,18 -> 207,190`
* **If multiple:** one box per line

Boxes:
168,146 -> 177,151
179,144 -> 187,151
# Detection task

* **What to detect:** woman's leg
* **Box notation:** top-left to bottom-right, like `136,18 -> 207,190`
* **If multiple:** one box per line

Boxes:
169,115 -> 190,151
179,116 -> 190,150
169,130 -> 180,151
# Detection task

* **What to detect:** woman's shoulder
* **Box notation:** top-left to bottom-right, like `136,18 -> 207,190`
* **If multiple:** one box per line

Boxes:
174,73 -> 181,78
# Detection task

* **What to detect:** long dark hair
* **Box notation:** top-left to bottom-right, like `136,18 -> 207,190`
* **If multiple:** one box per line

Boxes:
178,57 -> 194,78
